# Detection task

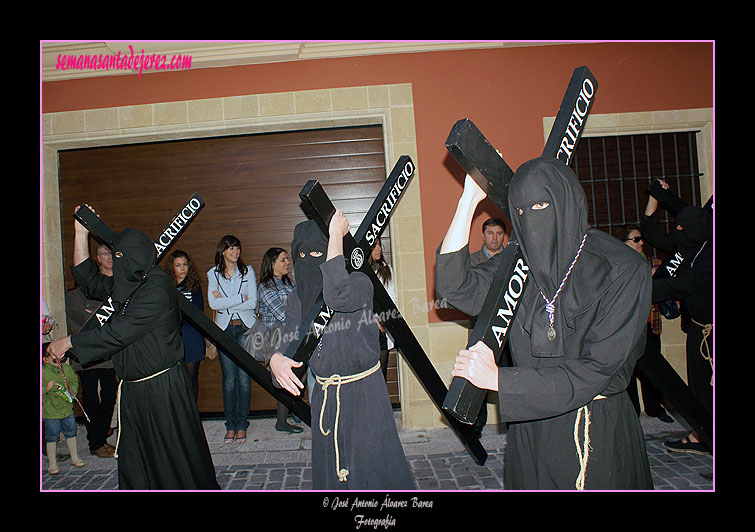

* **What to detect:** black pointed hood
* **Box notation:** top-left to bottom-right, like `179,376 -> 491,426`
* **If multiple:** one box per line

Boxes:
291,220 -> 328,314
508,157 -> 589,299
111,228 -> 157,305
508,157 -> 589,356
674,206 -> 712,259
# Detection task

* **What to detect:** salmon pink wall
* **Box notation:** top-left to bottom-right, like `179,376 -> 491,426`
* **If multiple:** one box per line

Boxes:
42,42 -> 714,323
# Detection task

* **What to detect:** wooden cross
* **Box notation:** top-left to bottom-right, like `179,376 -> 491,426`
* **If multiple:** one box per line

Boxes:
283,156 -> 415,370
70,193 -> 204,340
442,65 -> 712,452
297,158 -> 488,465
441,66 -> 598,423
70,195 -> 312,425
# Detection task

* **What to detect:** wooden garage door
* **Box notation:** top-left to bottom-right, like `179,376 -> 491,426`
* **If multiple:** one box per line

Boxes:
57,125 -> 401,415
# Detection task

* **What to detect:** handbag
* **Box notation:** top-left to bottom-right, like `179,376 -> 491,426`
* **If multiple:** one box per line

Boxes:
205,338 -> 218,360
658,299 -> 681,320
242,317 -> 283,364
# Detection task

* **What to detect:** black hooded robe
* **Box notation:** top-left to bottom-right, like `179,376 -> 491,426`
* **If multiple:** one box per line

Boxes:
69,229 -> 219,490
436,158 -> 653,490
277,221 -> 414,490
641,205 -> 713,415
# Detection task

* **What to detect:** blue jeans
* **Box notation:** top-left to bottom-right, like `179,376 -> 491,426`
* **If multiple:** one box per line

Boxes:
44,414 -> 77,442
219,323 -> 251,432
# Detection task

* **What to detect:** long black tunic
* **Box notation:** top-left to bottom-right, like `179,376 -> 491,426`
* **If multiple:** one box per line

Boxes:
70,257 -> 219,490
642,208 -> 713,413
436,157 -> 653,490
436,238 -> 654,490
278,257 -> 415,490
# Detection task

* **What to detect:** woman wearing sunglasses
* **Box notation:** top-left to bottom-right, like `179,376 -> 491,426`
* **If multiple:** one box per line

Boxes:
614,225 -> 674,425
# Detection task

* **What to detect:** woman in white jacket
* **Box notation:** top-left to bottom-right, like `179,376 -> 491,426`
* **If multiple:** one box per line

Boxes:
207,235 -> 257,444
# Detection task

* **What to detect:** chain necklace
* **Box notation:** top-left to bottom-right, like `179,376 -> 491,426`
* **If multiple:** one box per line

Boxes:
540,233 -> 587,342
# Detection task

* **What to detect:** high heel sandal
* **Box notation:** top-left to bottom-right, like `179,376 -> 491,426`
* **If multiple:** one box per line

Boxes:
224,431 -> 236,444
235,430 -> 246,444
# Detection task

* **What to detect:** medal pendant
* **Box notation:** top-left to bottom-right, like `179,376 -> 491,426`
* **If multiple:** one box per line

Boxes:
547,325 -> 556,342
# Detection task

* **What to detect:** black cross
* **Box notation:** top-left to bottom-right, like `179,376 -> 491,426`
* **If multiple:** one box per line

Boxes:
441,66 -> 598,423
283,156 -> 415,369
442,65 -> 713,453
70,193 -> 205,341
70,195 -> 312,425
296,157 -> 488,465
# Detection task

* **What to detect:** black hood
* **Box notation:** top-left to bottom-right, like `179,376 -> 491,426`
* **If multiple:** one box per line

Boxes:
675,206 -> 712,258
291,220 -> 328,314
508,157 -> 589,299
111,228 -> 157,305
507,157 -> 589,356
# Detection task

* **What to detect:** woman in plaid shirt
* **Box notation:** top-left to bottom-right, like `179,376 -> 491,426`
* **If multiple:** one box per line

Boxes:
258,247 -> 301,433
259,248 -> 294,327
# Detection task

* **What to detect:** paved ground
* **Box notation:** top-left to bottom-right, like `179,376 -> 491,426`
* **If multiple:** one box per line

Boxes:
40,410 -> 712,492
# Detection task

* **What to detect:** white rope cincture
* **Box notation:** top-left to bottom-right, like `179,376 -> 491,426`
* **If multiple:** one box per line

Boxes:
316,361 -> 382,482
574,394 -> 606,491
691,318 -> 714,384
113,365 -> 174,459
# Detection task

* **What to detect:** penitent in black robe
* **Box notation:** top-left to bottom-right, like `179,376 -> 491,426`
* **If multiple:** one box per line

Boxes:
642,206 -> 713,415
70,231 -> 218,490
436,158 -> 653,490
278,256 -> 415,490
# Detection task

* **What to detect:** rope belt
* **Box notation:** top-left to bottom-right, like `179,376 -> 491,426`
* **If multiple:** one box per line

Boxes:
691,318 -> 714,384
315,361 -> 382,482
574,394 -> 606,491
113,364 -> 177,459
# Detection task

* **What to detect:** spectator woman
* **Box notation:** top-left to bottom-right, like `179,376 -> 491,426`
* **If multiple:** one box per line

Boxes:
258,247 -> 301,432
165,250 -> 205,403
207,235 -> 257,444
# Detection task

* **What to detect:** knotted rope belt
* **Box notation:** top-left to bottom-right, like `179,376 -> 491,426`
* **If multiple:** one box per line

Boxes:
574,394 -> 606,490
315,361 -> 382,482
691,318 -> 714,385
113,363 -> 179,459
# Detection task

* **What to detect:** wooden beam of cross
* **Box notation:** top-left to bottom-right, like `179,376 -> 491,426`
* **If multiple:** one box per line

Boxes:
70,196 -> 312,426
69,193 -> 205,351
544,78 -> 714,449
298,168 -> 488,466
636,347 -> 712,448
441,66 -> 598,424
284,156 -> 415,370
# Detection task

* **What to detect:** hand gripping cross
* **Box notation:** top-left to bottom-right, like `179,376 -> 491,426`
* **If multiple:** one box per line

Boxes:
442,66 -> 598,424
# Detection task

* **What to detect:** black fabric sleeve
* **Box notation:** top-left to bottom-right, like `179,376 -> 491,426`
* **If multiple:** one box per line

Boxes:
435,244 -> 498,317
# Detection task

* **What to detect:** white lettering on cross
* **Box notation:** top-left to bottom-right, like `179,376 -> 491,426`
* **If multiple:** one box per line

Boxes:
490,258 -> 529,348
96,297 -> 116,326
365,160 -> 414,246
153,197 -> 201,254
555,78 -> 595,165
